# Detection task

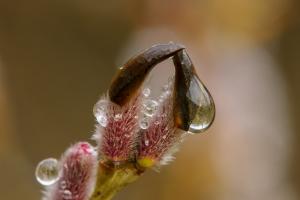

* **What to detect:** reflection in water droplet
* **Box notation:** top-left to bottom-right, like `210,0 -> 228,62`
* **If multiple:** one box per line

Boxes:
144,140 -> 149,146
35,158 -> 59,186
142,99 -> 158,117
142,88 -> 151,97
187,75 -> 215,134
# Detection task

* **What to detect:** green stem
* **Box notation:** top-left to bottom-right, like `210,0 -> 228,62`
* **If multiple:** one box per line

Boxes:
90,162 -> 143,200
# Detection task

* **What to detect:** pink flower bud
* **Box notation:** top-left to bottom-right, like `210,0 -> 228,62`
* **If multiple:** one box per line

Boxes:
93,96 -> 140,163
137,90 -> 181,168
43,142 -> 97,200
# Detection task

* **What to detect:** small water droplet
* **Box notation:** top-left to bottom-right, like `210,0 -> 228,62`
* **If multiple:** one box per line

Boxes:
158,97 -> 164,103
93,100 -> 109,127
161,113 -> 167,118
139,117 -> 150,129
96,114 -> 108,127
35,158 -> 59,186
114,113 -> 122,121
142,99 -> 158,117
162,84 -> 169,92
142,88 -> 151,97
162,135 -> 167,139
144,140 -> 149,146
159,90 -> 171,101
93,100 -> 109,116
62,190 -> 72,199
60,181 -> 67,189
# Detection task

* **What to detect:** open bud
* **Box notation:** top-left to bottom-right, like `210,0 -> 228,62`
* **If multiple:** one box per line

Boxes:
93,96 -> 140,163
37,43 -> 215,200
42,142 -> 97,200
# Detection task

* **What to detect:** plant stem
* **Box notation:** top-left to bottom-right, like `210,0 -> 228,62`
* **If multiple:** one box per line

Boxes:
90,162 -> 142,200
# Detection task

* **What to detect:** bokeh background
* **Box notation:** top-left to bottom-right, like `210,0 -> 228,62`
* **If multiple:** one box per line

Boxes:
0,0 -> 299,199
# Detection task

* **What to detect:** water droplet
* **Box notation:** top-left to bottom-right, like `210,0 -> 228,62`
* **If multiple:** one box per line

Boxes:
186,75 -> 215,134
162,135 -> 167,139
93,100 -> 109,127
114,113 -> 122,121
35,158 -> 59,186
142,88 -> 151,97
174,50 -> 215,134
162,84 -> 169,92
142,99 -> 158,117
93,100 -> 109,116
158,97 -> 163,103
159,90 -> 171,101
62,190 -> 72,199
144,140 -> 149,146
60,181 -> 67,189
139,117 -> 150,129
96,114 -> 108,127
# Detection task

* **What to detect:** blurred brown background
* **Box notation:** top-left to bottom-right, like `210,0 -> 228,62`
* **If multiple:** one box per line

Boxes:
0,0 -> 299,199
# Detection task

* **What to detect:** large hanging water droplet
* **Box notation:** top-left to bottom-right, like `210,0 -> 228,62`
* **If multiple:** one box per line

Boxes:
142,99 -> 158,117
186,75 -> 215,134
173,50 -> 215,134
35,158 -> 59,186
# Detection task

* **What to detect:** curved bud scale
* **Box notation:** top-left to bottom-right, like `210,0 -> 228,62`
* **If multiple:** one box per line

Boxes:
109,43 -> 185,106
108,43 -> 215,133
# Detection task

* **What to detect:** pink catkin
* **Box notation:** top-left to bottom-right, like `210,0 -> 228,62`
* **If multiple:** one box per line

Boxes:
44,142 -> 97,200
95,96 -> 140,162
138,97 -> 178,163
